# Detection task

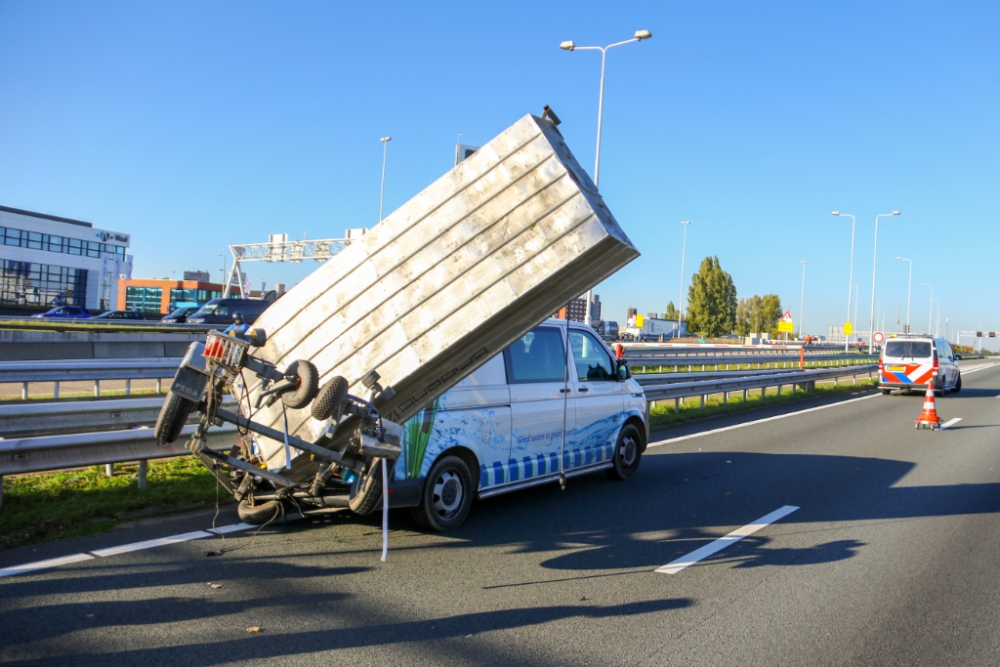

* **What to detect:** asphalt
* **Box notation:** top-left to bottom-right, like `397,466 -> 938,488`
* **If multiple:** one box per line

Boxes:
2,360 -> 999,666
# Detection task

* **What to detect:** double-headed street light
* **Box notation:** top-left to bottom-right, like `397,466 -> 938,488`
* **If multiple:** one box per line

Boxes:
560,29 -> 652,324
896,257 -> 912,332
869,211 -> 901,349
833,211 -> 856,351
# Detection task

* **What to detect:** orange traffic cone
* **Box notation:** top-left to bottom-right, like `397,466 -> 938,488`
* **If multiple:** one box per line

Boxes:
614,343 -> 624,359
915,376 -> 942,429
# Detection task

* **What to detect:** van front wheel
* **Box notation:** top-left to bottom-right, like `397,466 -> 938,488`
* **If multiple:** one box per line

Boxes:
412,455 -> 473,531
607,424 -> 642,480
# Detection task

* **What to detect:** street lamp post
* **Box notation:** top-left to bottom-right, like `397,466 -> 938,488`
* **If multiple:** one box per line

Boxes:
379,137 -> 392,223
561,29 -> 652,324
921,283 -> 933,334
799,261 -> 808,337
833,212 -> 856,351
216,253 -> 226,291
678,221 -> 690,337
868,211 -> 901,350
853,284 -> 860,341
896,256 -> 912,333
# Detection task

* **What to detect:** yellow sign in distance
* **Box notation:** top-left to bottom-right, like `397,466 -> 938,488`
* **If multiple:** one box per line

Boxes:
843,322 -> 853,335
778,320 -> 795,333
636,314 -> 644,327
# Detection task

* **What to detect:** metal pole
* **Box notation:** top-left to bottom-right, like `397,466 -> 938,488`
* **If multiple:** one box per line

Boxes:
853,284 -> 860,336
379,137 -> 392,223
834,212 -> 856,352
216,253 -> 226,286
679,221 -> 690,336
799,261 -> 808,337
869,212 -> 900,350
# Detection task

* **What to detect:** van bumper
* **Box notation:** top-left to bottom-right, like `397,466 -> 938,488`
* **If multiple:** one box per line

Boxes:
387,478 -> 423,508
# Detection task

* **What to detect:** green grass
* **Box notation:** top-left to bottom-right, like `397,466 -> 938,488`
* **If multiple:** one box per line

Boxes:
649,377 -> 878,429
0,457 -> 223,550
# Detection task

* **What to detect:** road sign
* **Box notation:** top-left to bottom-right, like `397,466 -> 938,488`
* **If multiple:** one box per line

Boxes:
873,331 -> 885,344
778,320 -> 794,333
780,310 -> 793,323
843,322 -> 853,335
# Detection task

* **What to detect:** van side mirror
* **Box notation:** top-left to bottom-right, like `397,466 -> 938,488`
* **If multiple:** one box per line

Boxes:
954,354 -> 961,361
616,360 -> 631,381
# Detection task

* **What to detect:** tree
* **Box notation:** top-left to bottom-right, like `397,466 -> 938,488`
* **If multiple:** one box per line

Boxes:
735,293 -> 783,337
685,256 -> 738,338
664,301 -> 678,321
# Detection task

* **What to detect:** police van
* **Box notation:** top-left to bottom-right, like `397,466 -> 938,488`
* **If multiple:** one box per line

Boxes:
385,318 -> 649,530
879,334 -> 962,396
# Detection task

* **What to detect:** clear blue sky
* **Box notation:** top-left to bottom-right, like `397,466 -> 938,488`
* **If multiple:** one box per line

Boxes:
1,1 -> 997,346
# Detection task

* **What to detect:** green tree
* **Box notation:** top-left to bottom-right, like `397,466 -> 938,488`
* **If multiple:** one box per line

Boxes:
664,301 -> 678,321
760,294 -> 783,337
735,294 -> 783,337
686,256 -> 738,338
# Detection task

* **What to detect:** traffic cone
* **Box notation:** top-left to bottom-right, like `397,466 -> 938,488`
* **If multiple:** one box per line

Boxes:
614,343 -> 624,359
915,376 -> 942,430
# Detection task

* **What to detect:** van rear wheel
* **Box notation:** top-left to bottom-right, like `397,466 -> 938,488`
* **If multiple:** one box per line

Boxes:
607,424 -> 642,480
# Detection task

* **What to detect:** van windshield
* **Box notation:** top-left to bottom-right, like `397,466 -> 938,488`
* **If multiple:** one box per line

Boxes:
884,341 -> 931,359
198,303 -> 220,315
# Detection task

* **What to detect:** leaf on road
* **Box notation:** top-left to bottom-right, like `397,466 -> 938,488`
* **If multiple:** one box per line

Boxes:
246,627 -> 262,634
208,583 -> 223,589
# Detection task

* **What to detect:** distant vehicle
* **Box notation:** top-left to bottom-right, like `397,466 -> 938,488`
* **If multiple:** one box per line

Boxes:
186,298 -> 271,325
720,333 -> 740,340
31,306 -> 91,319
879,334 -> 961,396
594,320 -> 619,341
624,316 -> 685,342
92,310 -> 144,320
161,306 -> 201,324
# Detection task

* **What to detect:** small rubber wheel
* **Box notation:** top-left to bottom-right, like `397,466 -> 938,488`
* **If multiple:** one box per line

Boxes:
312,376 -> 350,421
349,458 -> 389,516
953,374 -> 962,393
411,455 -> 474,531
280,360 -> 319,410
237,498 -> 281,525
154,392 -> 196,445
607,423 -> 642,480
881,389 -> 892,395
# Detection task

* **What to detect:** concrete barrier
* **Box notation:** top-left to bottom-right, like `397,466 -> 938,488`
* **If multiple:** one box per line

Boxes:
0,330 -> 204,361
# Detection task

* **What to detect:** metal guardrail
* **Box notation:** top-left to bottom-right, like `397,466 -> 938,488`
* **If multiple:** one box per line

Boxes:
0,358 -> 182,399
641,364 -> 877,410
625,353 -> 876,371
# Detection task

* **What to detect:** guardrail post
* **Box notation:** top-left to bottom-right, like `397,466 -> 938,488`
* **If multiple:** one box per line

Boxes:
674,398 -> 680,412
743,389 -> 749,402
94,380 -> 100,397
723,391 -> 728,405
105,463 -> 114,477
22,382 -> 27,400
700,394 -> 705,409
125,379 -> 131,396
137,460 -> 148,489
53,381 -> 59,399
156,378 -> 162,393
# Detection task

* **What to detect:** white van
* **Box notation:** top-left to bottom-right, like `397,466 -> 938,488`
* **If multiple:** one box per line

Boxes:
385,319 -> 649,530
879,334 -> 962,395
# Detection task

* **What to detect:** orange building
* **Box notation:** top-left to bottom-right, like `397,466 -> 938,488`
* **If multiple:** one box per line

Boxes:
116,278 -> 237,315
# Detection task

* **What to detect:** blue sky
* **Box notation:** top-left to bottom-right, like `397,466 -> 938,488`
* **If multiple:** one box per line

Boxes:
1,1 -> 997,346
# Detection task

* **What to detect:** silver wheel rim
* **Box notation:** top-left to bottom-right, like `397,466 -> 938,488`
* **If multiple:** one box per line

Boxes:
431,470 -> 464,517
618,433 -> 637,468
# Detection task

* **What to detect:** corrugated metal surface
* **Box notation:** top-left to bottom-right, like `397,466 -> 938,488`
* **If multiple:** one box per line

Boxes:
244,113 -> 639,470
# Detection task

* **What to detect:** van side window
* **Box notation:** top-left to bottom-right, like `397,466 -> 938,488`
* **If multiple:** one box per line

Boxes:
568,330 -> 615,381
503,327 -> 566,383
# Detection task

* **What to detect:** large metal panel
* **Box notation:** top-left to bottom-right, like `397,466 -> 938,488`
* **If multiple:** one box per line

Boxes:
244,113 -> 639,470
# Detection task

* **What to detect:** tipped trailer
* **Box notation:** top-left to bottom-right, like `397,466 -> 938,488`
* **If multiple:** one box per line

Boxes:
154,110 -> 640,525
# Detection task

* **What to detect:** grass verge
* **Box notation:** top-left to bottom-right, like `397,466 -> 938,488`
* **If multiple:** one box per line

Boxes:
0,457 -> 223,551
649,378 -> 877,430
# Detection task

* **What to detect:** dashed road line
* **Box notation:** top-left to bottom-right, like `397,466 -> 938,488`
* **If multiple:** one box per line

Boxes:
940,418 -> 962,430
656,505 -> 800,575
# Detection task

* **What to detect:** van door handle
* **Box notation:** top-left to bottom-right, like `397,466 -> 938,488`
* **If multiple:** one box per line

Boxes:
577,388 -> 589,393
560,388 -> 571,393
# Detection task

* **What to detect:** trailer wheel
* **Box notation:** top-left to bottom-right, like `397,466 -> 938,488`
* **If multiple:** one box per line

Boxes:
237,498 -> 281,525
411,455 -> 474,531
154,392 -> 196,445
349,458 -> 389,516
280,360 -> 319,410
312,376 -> 349,421
606,423 -> 642,480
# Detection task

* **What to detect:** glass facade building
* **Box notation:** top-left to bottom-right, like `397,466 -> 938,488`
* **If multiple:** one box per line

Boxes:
1,259 -> 88,307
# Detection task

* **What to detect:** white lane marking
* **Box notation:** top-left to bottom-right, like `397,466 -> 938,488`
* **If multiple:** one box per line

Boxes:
207,522 -> 254,535
963,362 -> 1000,376
940,418 -> 962,430
647,394 -> 878,449
656,505 -> 800,575
0,553 -> 94,579
91,530 -> 213,557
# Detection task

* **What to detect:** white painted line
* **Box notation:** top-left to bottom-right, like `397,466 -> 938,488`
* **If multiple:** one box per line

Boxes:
647,394 -> 879,449
207,522 -> 255,535
0,553 -> 94,579
940,417 -> 962,430
963,362 -> 1000,376
656,505 -> 800,575
91,530 -> 212,558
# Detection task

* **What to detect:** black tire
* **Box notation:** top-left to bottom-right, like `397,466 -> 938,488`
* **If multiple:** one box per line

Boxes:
881,389 -> 892,395
607,423 -> 642,480
953,374 -> 962,393
411,455 -> 474,531
349,458 -> 387,516
312,376 -> 350,421
237,498 -> 281,525
154,392 -> 196,445
280,360 -> 319,410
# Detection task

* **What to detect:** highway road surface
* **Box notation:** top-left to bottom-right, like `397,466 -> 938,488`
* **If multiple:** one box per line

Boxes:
2,359 -> 999,666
